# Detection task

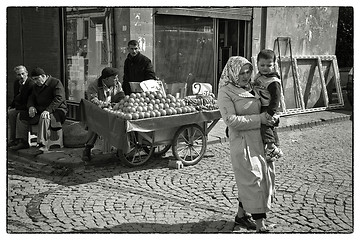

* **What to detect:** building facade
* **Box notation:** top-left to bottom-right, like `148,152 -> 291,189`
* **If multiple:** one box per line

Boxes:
7,6 -> 346,120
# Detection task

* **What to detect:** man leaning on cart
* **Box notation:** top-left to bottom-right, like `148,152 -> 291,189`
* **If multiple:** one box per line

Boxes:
82,67 -> 125,162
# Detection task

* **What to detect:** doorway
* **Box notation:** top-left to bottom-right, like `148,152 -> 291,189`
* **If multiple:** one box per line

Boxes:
217,19 -> 250,84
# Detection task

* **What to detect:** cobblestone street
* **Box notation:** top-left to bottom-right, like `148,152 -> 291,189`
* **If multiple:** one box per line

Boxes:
7,120 -> 353,234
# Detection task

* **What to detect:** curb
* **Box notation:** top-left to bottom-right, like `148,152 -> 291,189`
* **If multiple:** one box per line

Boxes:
277,114 -> 351,132
208,114 -> 351,145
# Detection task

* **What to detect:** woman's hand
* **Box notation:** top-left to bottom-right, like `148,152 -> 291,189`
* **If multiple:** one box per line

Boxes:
260,112 -> 268,124
260,112 -> 275,126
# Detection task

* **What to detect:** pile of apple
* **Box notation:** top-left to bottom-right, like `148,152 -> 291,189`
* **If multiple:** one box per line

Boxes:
103,91 -> 198,120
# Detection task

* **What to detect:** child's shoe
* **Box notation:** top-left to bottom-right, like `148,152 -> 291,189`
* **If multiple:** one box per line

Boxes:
265,145 -> 283,162
276,147 -> 284,158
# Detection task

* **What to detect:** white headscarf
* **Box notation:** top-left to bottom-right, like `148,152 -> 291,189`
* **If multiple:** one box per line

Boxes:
218,56 -> 253,89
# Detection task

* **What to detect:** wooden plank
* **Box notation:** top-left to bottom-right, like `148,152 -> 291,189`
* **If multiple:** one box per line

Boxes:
300,59 -> 317,108
279,55 -> 336,61
331,58 -> 344,106
292,58 -> 305,110
317,57 -> 329,108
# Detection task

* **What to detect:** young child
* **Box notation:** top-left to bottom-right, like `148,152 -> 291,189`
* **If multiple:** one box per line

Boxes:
252,49 -> 283,162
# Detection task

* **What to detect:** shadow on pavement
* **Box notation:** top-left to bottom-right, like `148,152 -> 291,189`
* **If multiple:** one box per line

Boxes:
68,220 -> 243,233
7,150 -> 179,186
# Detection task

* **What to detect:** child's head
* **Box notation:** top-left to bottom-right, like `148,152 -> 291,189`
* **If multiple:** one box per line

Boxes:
257,49 -> 276,75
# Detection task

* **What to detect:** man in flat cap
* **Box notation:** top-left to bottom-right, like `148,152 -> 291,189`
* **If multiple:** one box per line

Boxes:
82,67 -> 125,162
11,67 -> 67,151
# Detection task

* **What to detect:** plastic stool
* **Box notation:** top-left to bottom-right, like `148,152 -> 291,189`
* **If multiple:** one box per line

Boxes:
28,128 -> 38,147
47,128 -> 64,149
28,125 -> 64,149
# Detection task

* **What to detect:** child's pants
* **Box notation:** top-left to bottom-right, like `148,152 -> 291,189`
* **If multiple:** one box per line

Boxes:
260,123 -> 280,146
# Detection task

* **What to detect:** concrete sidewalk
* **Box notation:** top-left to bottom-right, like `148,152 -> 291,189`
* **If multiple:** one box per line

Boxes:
8,109 -> 352,169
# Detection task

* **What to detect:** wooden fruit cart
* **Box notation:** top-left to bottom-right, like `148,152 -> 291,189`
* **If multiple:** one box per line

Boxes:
80,99 -> 221,167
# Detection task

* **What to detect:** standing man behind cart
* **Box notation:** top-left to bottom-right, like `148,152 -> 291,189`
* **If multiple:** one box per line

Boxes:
122,40 -> 156,95
82,67 -> 125,162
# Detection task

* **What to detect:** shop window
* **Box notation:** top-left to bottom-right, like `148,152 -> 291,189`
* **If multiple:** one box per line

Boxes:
65,8 -> 111,102
155,15 -> 214,96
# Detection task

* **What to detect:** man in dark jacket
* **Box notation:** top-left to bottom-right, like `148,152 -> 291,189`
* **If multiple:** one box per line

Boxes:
122,40 -> 156,95
11,67 -> 67,151
8,65 -> 35,147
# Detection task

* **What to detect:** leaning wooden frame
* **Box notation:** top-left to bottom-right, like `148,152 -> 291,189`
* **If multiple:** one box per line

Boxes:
251,55 -> 344,116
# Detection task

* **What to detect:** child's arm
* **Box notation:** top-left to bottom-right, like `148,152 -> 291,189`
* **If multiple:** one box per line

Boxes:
267,81 -> 282,116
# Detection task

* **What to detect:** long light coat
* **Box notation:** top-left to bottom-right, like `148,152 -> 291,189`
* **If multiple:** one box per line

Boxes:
217,84 -> 275,214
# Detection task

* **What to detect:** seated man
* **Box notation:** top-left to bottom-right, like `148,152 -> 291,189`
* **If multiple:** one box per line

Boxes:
11,67 -> 67,151
82,67 -> 125,162
8,65 -> 35,147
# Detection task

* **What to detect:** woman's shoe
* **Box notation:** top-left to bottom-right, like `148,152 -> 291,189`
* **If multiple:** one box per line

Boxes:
234,215 -> 257,230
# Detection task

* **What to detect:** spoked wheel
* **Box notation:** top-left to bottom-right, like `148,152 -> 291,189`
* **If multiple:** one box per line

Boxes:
172,124 -> 207,166
118,132 -> 154,167
144,144 -> 172,157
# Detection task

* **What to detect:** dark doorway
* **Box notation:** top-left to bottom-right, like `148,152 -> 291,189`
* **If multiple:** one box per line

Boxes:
217,19 -> 248,82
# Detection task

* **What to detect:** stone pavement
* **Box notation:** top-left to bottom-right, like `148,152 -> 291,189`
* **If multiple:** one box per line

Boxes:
8,109 -> 352,169
7,119 -> 353,233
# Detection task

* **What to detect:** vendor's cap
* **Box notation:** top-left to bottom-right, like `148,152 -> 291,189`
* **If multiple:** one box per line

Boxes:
100,67 -> 119,80
31,67 -> 46,77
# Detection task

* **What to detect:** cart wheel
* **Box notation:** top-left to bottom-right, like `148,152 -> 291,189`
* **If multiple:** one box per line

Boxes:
172,124 -> 207,166
144,144 -> 172,157
118,132 -> 154,167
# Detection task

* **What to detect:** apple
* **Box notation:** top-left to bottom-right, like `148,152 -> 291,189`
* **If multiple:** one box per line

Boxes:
165,108 -> 172,115
159,109 -> 166,116
138,112 -> 145,119
144,112 -> 151,118
137,106 -> 144,112
124,113 -> 132,120
149,93 -> 155,100
149,111 -> 156,118
154,110 -> 161,117
132,113 -> 139,120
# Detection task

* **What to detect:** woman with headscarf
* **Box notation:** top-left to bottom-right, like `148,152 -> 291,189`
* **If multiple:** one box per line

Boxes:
217,56 -> 276,232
